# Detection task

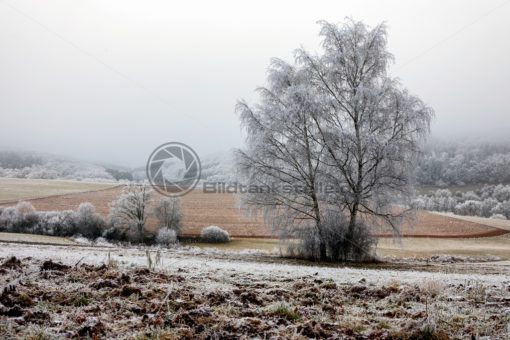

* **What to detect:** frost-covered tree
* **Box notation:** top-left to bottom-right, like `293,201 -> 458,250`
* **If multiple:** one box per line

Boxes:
455,200 -> 482,216
480,198 -> 498,218
108,184 -> 152,242
415,142 -> 510,186
154,197 -> 182,235
298,20 -> 432,237
237,19 -> 432,261
236,58 -> 327,254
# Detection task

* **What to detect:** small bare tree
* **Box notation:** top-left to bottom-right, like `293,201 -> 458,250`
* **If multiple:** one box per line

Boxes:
108,183 -> 152,242
153,197 -> 182,235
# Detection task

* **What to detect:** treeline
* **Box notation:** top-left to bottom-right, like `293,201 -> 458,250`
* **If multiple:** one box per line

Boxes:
415,141 -> 510,186
0,151 -> 115,182
413,184 -> 510,219
105,168 -> 133,181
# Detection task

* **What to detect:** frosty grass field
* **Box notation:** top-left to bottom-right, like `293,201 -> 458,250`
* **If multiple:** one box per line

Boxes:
1,179 -> 510,337
0,178 -> 116,203
1,242 -> 510,338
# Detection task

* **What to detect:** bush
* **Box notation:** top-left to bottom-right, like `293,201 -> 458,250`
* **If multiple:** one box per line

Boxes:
490,214 -> 507,220
102,226 -> 128,242
0,207 -> 16,232
287,211 -> 376,262
201,226 -> 230,243
156,227 -> 177,245
0,202 -> 106,238
11,201 -> 39,233
74,203 -> 106,238
38,210 -> 77,236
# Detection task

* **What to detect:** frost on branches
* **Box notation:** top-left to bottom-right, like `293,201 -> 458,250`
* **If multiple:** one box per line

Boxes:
236,19 -> 433,261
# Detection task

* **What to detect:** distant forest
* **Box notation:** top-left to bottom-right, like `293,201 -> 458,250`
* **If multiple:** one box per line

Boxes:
415,141 -> 510,186
1,141 -> 510,185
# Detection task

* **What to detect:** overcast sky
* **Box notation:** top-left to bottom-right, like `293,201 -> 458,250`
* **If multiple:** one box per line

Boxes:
1,0 -> 509,166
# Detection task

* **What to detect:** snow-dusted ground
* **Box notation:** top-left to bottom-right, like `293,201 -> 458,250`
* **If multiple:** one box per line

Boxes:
1,242 -> 509,287
2,241 -> 510,338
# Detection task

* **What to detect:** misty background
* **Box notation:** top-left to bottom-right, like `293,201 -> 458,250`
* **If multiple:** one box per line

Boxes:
1,0 -> 509,167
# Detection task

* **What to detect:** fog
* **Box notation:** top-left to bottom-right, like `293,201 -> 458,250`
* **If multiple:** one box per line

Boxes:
1,0 -> 509,166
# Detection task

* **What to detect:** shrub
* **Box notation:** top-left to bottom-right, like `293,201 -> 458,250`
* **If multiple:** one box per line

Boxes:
0,202 -> 106,238
11,201 -> 39,233
490,214 -> 507,220
201,226 -> 230,243
102,226 -> 128,242
287,211 -> 376,262
0,207 -> 16,232
52,210 -> 76,236
0,202 -> 39,233
74,202 -> 106,238
156,227 -> 177,245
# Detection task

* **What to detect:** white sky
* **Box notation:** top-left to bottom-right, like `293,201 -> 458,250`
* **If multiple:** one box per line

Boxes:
1,0 -> 509,166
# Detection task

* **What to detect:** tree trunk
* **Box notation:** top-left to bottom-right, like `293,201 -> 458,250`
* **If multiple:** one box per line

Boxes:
344,202 -> 359,260
312,193 -> 327,261
319,234 -> 327,261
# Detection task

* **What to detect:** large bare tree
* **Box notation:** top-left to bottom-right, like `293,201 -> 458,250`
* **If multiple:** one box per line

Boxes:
237,19 -> 433,261
236,59 -> 328,256
297,20 -> 433,237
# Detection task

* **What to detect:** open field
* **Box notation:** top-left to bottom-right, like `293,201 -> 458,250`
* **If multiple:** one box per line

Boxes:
1,180 -> 509,264
187,235 -> 510,260
1,185 -> 507,238
0,184 -> 124,216
2,231 -> 510,261
431,212 -> 510,232
0,232 -> 76,246
377,234 -> 510,260
0,178 -> 117,203
0,242 -> 509,338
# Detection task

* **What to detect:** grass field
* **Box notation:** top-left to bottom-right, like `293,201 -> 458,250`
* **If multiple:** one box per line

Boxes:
1,243 -> 508,338
430,211 -> 510,231
0,178 -> 116,203
0,232 -> 76,245
377,235 -> 510,259
2,184 -> 506,238
1,231 -> 509,261
186,235 -> 510,260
